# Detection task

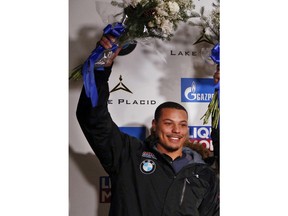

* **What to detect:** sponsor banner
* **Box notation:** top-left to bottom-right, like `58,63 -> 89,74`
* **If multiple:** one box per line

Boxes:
99,176 -> 111,203
181,78 -> 215,103
189,126 -> 213,151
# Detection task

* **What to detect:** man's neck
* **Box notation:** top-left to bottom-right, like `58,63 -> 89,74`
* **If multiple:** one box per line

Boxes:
156,145 -> 183,161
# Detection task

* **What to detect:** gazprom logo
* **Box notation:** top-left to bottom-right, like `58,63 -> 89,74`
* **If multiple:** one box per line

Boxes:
181,78 -> 215,102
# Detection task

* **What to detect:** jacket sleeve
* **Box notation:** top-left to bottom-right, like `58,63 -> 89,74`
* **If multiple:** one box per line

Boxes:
198,168 -> 220,216
76,66 -> 127,175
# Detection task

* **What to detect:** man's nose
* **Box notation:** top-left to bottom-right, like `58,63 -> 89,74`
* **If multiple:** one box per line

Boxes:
172,124 -> 180,133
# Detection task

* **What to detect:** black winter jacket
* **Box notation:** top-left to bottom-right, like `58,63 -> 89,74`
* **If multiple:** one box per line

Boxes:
76,67 -> 220,216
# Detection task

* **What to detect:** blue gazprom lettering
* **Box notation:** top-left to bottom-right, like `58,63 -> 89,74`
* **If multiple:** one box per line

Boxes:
181,78 -> 215,103
189,126 -> 211,139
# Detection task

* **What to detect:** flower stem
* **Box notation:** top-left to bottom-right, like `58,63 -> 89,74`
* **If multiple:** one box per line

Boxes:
201,90 -> 220,129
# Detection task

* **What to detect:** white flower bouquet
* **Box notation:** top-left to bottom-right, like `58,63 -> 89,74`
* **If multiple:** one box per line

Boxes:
112,0 -> 196,42
70,0 -> 197,107
69,0 -> 196,80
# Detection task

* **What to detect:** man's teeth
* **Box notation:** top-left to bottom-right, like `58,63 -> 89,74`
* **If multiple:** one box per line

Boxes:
169,137 -> 180,140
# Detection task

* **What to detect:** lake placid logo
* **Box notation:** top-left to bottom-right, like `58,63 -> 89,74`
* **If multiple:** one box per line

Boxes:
108,75 -> 158,105
181,78 -> 215,103
193,30 -> 214,45
169,31 -> 214,57
110,75 -> 133,94
140,159 -> 156,174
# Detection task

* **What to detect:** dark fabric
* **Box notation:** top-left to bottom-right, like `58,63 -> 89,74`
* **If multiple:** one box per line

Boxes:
211,119 -> 220,173
162,152 -> 192,174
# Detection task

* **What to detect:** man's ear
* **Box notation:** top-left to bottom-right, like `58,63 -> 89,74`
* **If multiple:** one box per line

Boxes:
151,119 -> 156,129
150,120 -> 157,136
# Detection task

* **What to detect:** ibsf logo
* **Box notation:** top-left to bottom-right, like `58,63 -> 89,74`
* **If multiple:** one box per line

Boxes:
100,176 -> 111,203
189,126 -> 213,151
181,78 -> 215,102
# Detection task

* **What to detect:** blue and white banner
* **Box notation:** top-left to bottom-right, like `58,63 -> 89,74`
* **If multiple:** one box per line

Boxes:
181,78 -> 215,103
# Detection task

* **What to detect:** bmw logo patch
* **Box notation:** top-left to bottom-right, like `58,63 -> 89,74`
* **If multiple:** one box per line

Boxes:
140,159 -> 156,174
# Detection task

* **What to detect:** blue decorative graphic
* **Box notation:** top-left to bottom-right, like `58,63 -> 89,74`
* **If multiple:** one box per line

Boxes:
119,127 -> 147,141
143,162 -> 153,172
210,43 -> 220,65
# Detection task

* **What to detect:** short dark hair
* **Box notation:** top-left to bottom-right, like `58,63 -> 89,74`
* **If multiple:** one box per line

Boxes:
154,101 -> 188,121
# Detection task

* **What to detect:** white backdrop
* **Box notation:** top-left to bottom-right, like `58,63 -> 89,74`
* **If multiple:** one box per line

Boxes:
69,0 -> 217,215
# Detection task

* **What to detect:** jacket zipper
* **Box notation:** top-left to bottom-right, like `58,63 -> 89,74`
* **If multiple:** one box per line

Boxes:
179,178 -> 190,206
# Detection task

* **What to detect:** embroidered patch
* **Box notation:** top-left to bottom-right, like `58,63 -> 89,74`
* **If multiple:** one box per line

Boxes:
140,159 -> 156,174
141,151 -> 157,160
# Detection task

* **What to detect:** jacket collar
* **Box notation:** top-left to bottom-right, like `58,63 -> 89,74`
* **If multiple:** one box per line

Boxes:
145,135 -> 205,164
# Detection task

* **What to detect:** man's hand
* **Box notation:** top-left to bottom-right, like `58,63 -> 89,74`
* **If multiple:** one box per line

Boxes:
213,65 -> 220,83
98,35 -> 122,67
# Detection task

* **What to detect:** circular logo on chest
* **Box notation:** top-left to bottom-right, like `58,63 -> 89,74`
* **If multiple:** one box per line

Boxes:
140,159 -> 156,174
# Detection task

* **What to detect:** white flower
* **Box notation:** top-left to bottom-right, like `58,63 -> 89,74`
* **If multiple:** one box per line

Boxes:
155,17 -> 161,25
148,21 -> 155,28
185,9 -> 192,16
156,6 -> 169,17
168,2 -> 180,15
129,0 -> 141,7
160,19 -> 174,35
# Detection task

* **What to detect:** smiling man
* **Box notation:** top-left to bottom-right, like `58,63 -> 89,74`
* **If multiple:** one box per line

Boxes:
152,102 -> 189,159
76,35 -> 219,216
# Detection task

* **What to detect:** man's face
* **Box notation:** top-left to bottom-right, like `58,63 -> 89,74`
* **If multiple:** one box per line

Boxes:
152,108 -> 189,155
